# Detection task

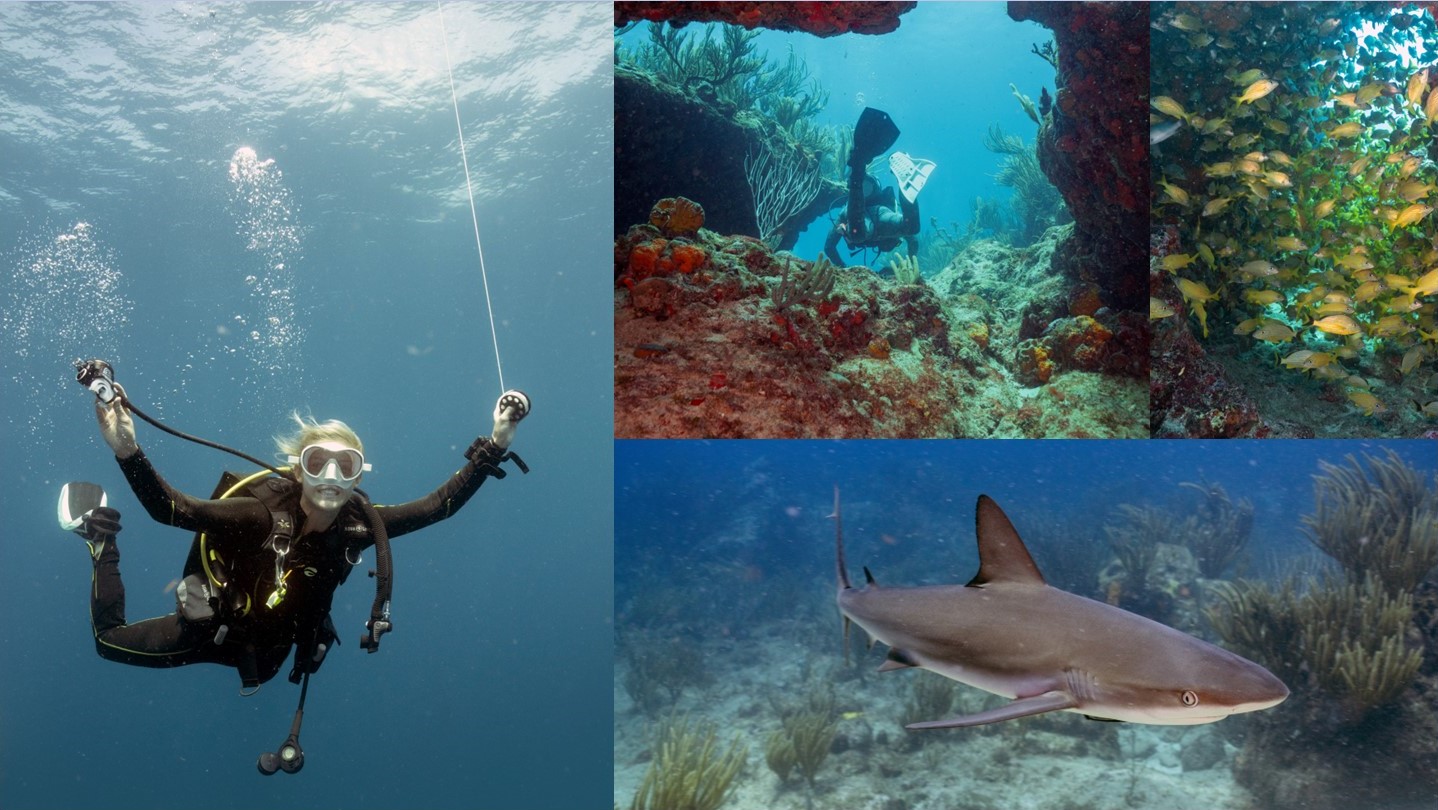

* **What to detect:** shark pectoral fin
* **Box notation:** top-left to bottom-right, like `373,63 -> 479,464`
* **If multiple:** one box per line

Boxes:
905,691 -> 1078,730
877,648 -> 921,672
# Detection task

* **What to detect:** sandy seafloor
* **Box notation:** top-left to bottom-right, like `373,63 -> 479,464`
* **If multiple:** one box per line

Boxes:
614,614 -> 1260,810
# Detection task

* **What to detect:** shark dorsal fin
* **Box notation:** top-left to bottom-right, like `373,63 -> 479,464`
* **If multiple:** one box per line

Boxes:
966,495 -> 1046,587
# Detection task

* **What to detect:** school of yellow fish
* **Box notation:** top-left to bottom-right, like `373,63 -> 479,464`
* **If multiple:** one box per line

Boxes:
1152,7 -> 1438,420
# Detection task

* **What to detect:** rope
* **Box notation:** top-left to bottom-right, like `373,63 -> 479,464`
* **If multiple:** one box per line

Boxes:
437,2 -> 505,393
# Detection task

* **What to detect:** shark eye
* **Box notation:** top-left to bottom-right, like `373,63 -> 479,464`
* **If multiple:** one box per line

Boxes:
1181,690 -> 1199,707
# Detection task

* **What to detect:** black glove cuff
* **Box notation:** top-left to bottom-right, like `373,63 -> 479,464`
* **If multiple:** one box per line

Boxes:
86,507 -> 123,538
464,436 -> 505,466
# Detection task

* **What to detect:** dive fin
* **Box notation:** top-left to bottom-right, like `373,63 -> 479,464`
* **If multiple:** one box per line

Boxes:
890,152 -> 936,204
851,107 -> 900,170
905,691 -> 1078,729
58,482 -> 107,534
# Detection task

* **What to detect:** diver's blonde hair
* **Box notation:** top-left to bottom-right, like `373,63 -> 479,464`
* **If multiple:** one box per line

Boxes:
274,412 -> 364,464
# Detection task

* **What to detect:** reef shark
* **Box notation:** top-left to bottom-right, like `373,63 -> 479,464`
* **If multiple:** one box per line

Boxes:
833,489 -> 1289,728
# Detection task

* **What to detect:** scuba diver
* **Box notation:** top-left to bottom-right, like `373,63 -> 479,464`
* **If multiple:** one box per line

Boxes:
60,359 -> 529,774
824,107 -> 936,270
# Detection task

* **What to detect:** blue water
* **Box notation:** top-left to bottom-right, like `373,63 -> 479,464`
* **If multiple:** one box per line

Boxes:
623,3 -> 1055,263
616,439 -> 1438,593
0,4 -> 611,808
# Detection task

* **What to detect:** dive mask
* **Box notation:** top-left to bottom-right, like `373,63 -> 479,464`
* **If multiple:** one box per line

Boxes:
289,442 -> 371,490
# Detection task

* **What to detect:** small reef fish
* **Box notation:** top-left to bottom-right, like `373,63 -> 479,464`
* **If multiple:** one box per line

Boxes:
1263,171 -> 1293,188
1327,121 -> 1363,139
1426,87 -> 1438,124
1354,280 -> 1386,302
1244,289 -> 1283,306
1235,79 -> 1279,104
1398,180 -> 1435,202
1274,236 -> 1307,252
1335,254 -> 1374,272
1252,320 -> 1296,343
1392,204 -> 1434,230
1281,350 -> 1334,370
1176,278 -> 1219,338
1151,120 -> 1184,145
1314,199 -> 1337,219
1407,69 -> 1429,107
1415,400 -> 1438,419
1231,68 -> 1267,86
1347,389 -> 1385,417
1402,347 -> 1425,375
1151,96 -> 1189,121
1158,179 -> 1190,206
1150,297 -> 1176,320
1369,315 -> 1409,338
1347,155 -> 1373,177
1203,196 -> 1234,217
1170,13 -> 1204,32
1237,260 -> 1277,279
1333,92 -> 1361,109
1408,267 -> 1438,297
1160,253 -> 1197,272
1313,314 -> 1362,336
1355,82 -> 1387,107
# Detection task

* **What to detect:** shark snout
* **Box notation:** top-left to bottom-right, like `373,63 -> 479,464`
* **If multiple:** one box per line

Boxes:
1219,660 -> 1289,717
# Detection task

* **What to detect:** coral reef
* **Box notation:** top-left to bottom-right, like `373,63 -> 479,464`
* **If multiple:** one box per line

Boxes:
629,714 -> 747,810
1149,4 -> 1438,437
622,629 -> 712,716
615,202 -> 1145,437
614,2 -> 918,37
764,685 -> 838,790
984,124 -> 1068,245
1205,450 -> 1438,810
1008,2 -> 1147,311
1303,450 -> 1438,596
615,24 -> 842,247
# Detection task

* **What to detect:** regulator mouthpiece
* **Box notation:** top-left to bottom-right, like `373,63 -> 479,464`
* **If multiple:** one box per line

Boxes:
75,358 -> 117,404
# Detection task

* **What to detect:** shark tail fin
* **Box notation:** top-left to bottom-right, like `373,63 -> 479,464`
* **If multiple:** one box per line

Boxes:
833,486 -> 853,665
832,486 -> 851,590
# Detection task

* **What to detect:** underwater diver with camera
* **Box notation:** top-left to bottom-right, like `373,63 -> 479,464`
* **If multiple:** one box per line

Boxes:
62,359 -> 529,775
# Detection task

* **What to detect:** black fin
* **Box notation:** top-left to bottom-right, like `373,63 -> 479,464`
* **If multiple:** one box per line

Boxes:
58,482 -> 106,531
1084,715 -> 1124,723
863,566 -> 877,586
851,107 -> 900,169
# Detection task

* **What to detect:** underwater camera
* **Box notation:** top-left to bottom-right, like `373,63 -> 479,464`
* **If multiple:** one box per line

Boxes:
74,358 -> 118,404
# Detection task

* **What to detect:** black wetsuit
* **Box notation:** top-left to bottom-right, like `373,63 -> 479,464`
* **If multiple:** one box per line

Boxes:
824,177 -> 920,268
90,441 -> 509,685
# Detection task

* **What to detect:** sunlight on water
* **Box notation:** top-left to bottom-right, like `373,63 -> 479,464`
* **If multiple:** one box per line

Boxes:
226,146 -> 307,383
2,221 -> 133,448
